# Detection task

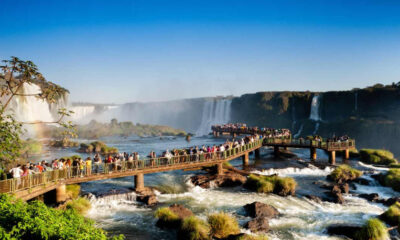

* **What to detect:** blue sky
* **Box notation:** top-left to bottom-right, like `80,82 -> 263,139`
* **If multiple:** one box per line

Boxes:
1,0 -> 400,103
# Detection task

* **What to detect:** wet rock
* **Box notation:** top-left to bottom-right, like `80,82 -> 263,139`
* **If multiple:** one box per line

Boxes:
359,193 -> 380,202
339,183 -> 349,194
136,187 -> 157,206
380,197 -> 400,206
330,185 -> 344,204
353,177 -> 372,186
245,217 -> 269,232
168,204 -> 193,219
244,202 -> 279,219
305,195 -> 322,203
326,225 -> 362,239
191,172 -> 246,189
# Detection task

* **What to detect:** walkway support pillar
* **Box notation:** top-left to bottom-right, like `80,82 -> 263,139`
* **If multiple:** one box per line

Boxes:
242,152 -> 249,166
213,131 -> 219,137
283,147 -> 288,150
344,149 -> 350,160
231,132 -> 237,138
135,173 -> 145,191
216,163 -> 224,175
273,146 -> 280,158
56,184 -> 67,203
329,151 -> 336,165
254,149 -> 260,159
310,147 -> 317,161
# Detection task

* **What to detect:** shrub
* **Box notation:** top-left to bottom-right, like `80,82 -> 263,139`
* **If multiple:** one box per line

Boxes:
328,165 -> 362,183
245,174 -> 296,196
381,202 -> 400,226
207,212 -> 240,239
66,184 -> 81,199
0,194 -> 123,240
382,169 -> 400,191
178,216 -> 210,240
359,149 -> 397,165
389,163 -> 400,168
354,218 -> 388,240
236,235 -> 269,240
65,197 -> 91,215
154,207 -> 181,228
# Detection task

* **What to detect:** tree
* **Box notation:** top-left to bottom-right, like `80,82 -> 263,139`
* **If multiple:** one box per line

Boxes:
0,56 -> 75,167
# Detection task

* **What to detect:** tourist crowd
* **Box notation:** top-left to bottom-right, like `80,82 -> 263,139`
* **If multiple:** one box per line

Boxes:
212,123 -> 291,138
6,135 -> 263,180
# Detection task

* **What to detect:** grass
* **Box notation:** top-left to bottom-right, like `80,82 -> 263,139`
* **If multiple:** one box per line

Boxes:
237,235 -> 269,240
381,202 -> 400,226
382,168 -> 400,191
65,197 -> 91,215
359,149 -> 397,165
66,184 -> 81,199
245,174 -> 296,196
354,218 -> 388,240
154,207 -> 181,228
178,216 -> 210,240
328,165 -> 362,183
207,212 -> 240,239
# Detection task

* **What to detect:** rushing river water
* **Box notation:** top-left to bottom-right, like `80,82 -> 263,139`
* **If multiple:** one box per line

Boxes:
34,135 -> 399,240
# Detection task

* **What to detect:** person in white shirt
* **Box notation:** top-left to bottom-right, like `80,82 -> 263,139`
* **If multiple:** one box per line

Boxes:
9,165 -> 23,178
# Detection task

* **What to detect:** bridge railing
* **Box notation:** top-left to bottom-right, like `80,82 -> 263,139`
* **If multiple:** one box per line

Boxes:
0,140 -> 264,195
263,138 -> 355,150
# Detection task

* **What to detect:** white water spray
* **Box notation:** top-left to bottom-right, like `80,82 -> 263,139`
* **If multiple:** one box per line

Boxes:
309,95 -> 321,135
195,99 -> 232,136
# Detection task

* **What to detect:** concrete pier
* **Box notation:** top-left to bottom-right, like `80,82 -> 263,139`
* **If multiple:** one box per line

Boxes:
310,147 -> 317,161
216,163 -> 224,175
242,152 -> 249,166
134,173 -> 144,191
55,184 -> 67,203
329,151 -> 336,165
274,146 -> 280,157
344,149 -> 350,160
254,149 -> 260,159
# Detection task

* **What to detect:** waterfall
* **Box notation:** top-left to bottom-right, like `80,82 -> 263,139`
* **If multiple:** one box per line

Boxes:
195,99 -> 232,136
309,95 -> 321,135
293,124 -> 304,138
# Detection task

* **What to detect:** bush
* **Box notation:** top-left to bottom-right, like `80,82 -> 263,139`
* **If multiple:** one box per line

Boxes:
359,149 -> 397,165
328,165 -> 362,183
79,141 -> 118,155
381,202 -> 400,226
178,216 -> 210,240
154,207 -> 181,228
235,235 -> 269,240
66,184 -> 81,199
354,218 -> 388,240
65,197 -> 91,215
382,169 -> 400,191
245,174 -> 296,196
389,163 -> 400,168
207,212 -> 240,239
0,194 -> 123,240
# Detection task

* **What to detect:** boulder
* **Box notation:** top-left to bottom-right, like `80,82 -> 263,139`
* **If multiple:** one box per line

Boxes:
353,177 -> 372,186
305,195 -> 322,203
191,172 -> 247,189
359,193 -> 380,202
168,204 -> 193,219
326,225 -> 362,239
244,202 -> 279,219
245,217 -> 270,233
136,187 -> 157,206
329,185 -> 344,204
339,183 -> 349,194
379,197 -> 400,206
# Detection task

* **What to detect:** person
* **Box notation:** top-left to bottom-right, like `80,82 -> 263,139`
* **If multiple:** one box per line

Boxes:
85,157 -> 92,176
9,165 -> 23,188
94,154 -> 101,173
72,158 -> 80,177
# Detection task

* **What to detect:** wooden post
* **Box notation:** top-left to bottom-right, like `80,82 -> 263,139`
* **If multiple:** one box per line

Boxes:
329,151 -> 336,165
274,146 -> 280,158
134,173 -> 144,191
242,152 -> 249,166
310,147 -> 317,161
344,149 -> 350,160
231,132 -> 237,138
216,163 -> 224,175
55,184 -> 67,203
254,149 -> 260,159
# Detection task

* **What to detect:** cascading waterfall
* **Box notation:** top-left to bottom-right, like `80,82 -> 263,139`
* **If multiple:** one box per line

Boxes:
195,99 -> 232,136
309,95 -> 321,135
293,124 -> 304,138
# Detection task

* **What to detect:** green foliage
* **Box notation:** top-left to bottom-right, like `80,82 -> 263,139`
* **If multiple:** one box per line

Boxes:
389,163 -> 400,168
48,139 -> 79,148
20,139 -> 43,157
0,169 -> 6,180
236,234 -> 269,240
0,113 -> 23,168
207,212 -> 240,239
381,202 -> 400,226
382,169 -> 400,191
0,193 -> 124,240
360,149 -> 397,165
178,216 -> 210,240
65,197 -> 91,215
245,174 -> 296,196
328,165 -> 362,183
66,184 -> 81,199
354,218 -> 388,240
79,141 -> 118,155
154,207 -> 181,228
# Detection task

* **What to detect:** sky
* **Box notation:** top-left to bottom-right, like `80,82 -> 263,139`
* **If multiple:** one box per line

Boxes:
1,0 -> 400,103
